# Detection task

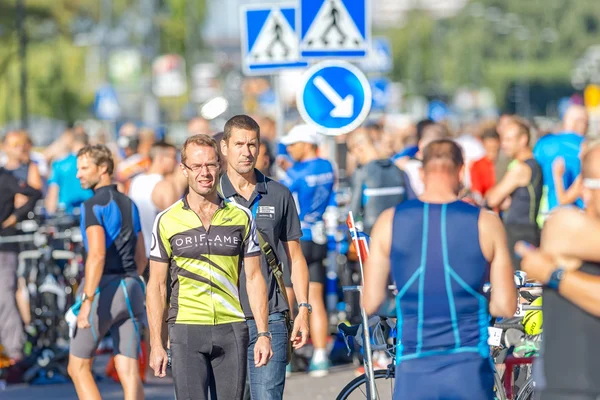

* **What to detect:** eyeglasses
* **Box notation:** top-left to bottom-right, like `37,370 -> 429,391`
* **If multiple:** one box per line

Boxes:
182,162 -> 219,173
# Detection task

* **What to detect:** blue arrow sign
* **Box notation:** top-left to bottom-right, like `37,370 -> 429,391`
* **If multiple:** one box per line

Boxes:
299,0 -> 371,58
240,4 -> 308,75
297,60 -> 372,135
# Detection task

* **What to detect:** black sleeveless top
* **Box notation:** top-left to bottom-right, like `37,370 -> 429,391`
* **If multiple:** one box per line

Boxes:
543,261 -> 600,394
5,162 -> 29,184
503,158 -> 543,226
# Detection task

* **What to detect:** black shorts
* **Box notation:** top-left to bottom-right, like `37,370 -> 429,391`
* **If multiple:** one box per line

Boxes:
284,240 -> 328,286
505,223 -> 540,271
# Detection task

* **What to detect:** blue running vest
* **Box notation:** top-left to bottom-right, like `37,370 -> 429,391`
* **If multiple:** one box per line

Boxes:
391,200 -> 490,364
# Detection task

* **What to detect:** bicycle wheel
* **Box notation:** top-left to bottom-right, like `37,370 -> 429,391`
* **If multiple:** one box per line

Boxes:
515,378 -> 534,400
336,369 -> 395,400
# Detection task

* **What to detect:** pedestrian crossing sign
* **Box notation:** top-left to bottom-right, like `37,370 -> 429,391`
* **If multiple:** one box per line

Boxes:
241,4 -> 309,76
299,0 -> 370,58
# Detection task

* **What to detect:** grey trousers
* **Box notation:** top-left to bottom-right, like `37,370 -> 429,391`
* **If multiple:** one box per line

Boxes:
0,251 -> 24,359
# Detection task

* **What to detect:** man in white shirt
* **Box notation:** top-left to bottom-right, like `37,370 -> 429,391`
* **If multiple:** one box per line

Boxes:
129,142 -> 180,257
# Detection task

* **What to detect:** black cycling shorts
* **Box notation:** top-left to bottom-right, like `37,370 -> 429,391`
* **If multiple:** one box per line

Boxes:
169,322 -> 249,400
305,240 -> 328,284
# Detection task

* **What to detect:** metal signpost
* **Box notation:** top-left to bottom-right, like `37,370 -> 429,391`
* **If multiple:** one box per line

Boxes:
240,2 -> 378,398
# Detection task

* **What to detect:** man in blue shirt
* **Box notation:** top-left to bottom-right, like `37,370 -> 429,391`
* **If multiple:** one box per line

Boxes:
280,124 -> 336,377
534,105 -> 588,226
46,133 -> 93,215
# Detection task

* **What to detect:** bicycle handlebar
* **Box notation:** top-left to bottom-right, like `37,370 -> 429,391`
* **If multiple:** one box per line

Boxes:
0,227 -> 81,244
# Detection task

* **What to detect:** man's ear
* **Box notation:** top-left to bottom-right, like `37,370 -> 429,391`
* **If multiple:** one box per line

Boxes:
220,139 -> 228,157
99,163 -> 109,177
180,163 -> 188,178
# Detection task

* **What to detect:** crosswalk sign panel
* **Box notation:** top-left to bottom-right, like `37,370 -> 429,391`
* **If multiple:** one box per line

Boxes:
240,4 -> 308,75
299,0 -> 370,58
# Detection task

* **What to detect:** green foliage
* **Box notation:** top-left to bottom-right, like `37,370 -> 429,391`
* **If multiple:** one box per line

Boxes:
384,0 -> 600,110
0,0 -> 205,126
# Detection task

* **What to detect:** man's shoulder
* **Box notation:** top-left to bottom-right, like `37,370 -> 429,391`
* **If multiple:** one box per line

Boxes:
223,200 -> 252,220
154,199 -> 184,223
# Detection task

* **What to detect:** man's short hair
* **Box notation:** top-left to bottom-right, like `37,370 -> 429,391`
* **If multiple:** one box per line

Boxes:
481,128 -> 500,141
223,115 -> 261,143
181,134 -> 220,165
416,119 -> 436,142
77,144 -> 115,176
73,132 -> 90,146
149,141 -> 176,161
422,139 -> 464,171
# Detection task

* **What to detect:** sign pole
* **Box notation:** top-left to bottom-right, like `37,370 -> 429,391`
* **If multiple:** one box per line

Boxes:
274,74 -> 285,139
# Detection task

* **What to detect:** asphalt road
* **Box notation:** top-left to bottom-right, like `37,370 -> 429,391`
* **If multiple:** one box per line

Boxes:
1,356 -> 363,399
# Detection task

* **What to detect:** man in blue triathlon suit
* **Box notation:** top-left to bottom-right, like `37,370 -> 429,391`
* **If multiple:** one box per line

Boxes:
280,124 -> 336,377
69,145 -> 147,400
533,105 -> 588,226
363,139 -> 517,399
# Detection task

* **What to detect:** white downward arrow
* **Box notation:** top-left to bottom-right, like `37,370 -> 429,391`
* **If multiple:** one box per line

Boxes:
313,76 -> 354,118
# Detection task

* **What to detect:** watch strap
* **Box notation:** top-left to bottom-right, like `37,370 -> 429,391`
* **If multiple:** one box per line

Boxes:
257,331 -> 272,339
298,303 -> 312,313
546,267 -> 565,290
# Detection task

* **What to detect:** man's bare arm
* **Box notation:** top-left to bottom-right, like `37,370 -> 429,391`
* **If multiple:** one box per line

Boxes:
363,208 -> 393,315
45,185 -> 59,214
479,210 -> 517,317
151,179 -> 180,211
283,240 -> 309,305
485,164 -> 529,208
516,240 -> 600,317
82,226 -> 106,297
244,255 -> 269,333
147,260 -> 169,348
540,207 -> 600,262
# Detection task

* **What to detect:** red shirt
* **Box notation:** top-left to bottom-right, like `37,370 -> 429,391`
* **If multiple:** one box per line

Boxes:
470,156 -> 495,197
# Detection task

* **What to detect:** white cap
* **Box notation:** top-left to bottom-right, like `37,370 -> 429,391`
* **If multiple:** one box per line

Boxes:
280,124 -> 321,146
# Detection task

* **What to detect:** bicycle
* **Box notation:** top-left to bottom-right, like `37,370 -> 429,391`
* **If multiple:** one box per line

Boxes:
0,213 -> 82,384
335,277 -> 543,399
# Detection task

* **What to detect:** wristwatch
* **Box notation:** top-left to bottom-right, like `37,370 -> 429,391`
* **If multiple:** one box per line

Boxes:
81,292 -> 95,303
298,303 -> 312,314
257,332 -> 272,340
546,267 -> 565,291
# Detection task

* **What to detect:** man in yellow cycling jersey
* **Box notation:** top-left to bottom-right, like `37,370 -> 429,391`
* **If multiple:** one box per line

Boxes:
146,134 -> 271,400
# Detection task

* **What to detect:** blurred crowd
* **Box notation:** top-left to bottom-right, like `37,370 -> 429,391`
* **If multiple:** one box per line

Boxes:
0,103 -> 591,380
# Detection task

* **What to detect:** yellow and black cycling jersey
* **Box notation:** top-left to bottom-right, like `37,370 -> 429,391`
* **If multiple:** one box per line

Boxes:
150,196 -> 260,325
